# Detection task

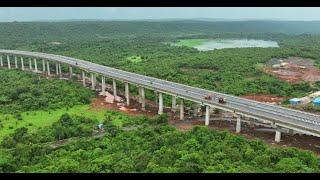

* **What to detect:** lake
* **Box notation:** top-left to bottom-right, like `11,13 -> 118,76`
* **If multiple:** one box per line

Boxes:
176,39 -> 279,51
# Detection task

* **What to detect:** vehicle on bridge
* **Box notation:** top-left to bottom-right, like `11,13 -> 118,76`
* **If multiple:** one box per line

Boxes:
204,93 -> 215,100
218,97 -> 227,104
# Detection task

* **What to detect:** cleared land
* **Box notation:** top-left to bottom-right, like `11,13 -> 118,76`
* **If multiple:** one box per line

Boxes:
264,57 -> 320,83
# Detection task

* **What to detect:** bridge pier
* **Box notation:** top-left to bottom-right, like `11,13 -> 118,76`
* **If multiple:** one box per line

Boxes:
236,115 -> 241,133
158,92 -> 163,115
69,66 -> 73,79
113,79 -> 117,101
125,82 -> 130,106
275,126 -> 282,143
58,63 -> 62,78
91,73 -> 96,90
205,105 -> 210,126
29,58 -> 32,70
46,61 -> 50,76
7,55 -> 11,69
141,87 -> 145,111
21,57 -> 24,70
172,96 -> 177,113
101,76 -> 106,94
0,56 -> 3,67
15,56 -> 18,68
42,59 -> 46,73
82,71 -> 86,87
56,63 -> 59,75
180,99 -> 184,120
138,87 -> 142,103
34,58 -> 38,72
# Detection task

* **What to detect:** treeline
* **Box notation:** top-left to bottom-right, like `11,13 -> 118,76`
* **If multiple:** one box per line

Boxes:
0,111 -> 319,173
1,21 -> 320,98
0,69 -> 94,114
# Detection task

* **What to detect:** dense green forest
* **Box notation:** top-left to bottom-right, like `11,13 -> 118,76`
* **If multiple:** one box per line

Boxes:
0,112 -> 319,173
0,69 -> 94,114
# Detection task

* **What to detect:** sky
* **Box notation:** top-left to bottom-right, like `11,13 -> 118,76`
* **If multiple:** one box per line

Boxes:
1,7 -> 320,22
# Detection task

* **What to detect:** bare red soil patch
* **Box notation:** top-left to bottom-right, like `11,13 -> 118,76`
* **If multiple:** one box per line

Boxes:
264,57 -> 320,83
241,94 -> 286,104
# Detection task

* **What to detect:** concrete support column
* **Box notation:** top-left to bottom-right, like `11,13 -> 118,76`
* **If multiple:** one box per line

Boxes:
29,58 -> 32,70
58,63 -> 62,77
0,56 -> 3,67
56,63 -> 59,75
275,126 -> 282,143
172,96 -> 177,113
82,71 -> 86,87
91,73 -> 96,90
14,56 -> 18,68
113,79 -> 117,99
236,115 -> 241,133
205,105 -> 210,126
69,66 -> 73,79
125,82 -> 130,106
141,87 -> 145,111
158,92 -> 163,115
46,61 -> 50,76
180,99 -> 184,120
101,76 -> 106,94
42,59 -> 46,73
34,58 -> 38,72
21,57 -> 24,70
138,87 -> 142,103
7,55 -> 11,69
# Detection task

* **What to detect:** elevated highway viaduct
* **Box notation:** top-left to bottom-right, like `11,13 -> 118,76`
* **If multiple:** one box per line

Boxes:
1,49 -> 320,142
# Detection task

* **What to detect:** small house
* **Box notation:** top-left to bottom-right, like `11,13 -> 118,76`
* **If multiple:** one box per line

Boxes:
313,97 -> 320,106
289,98 -> 301,105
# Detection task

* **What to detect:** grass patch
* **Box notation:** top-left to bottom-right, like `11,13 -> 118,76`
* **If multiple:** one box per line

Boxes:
127,56 -> 142,63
